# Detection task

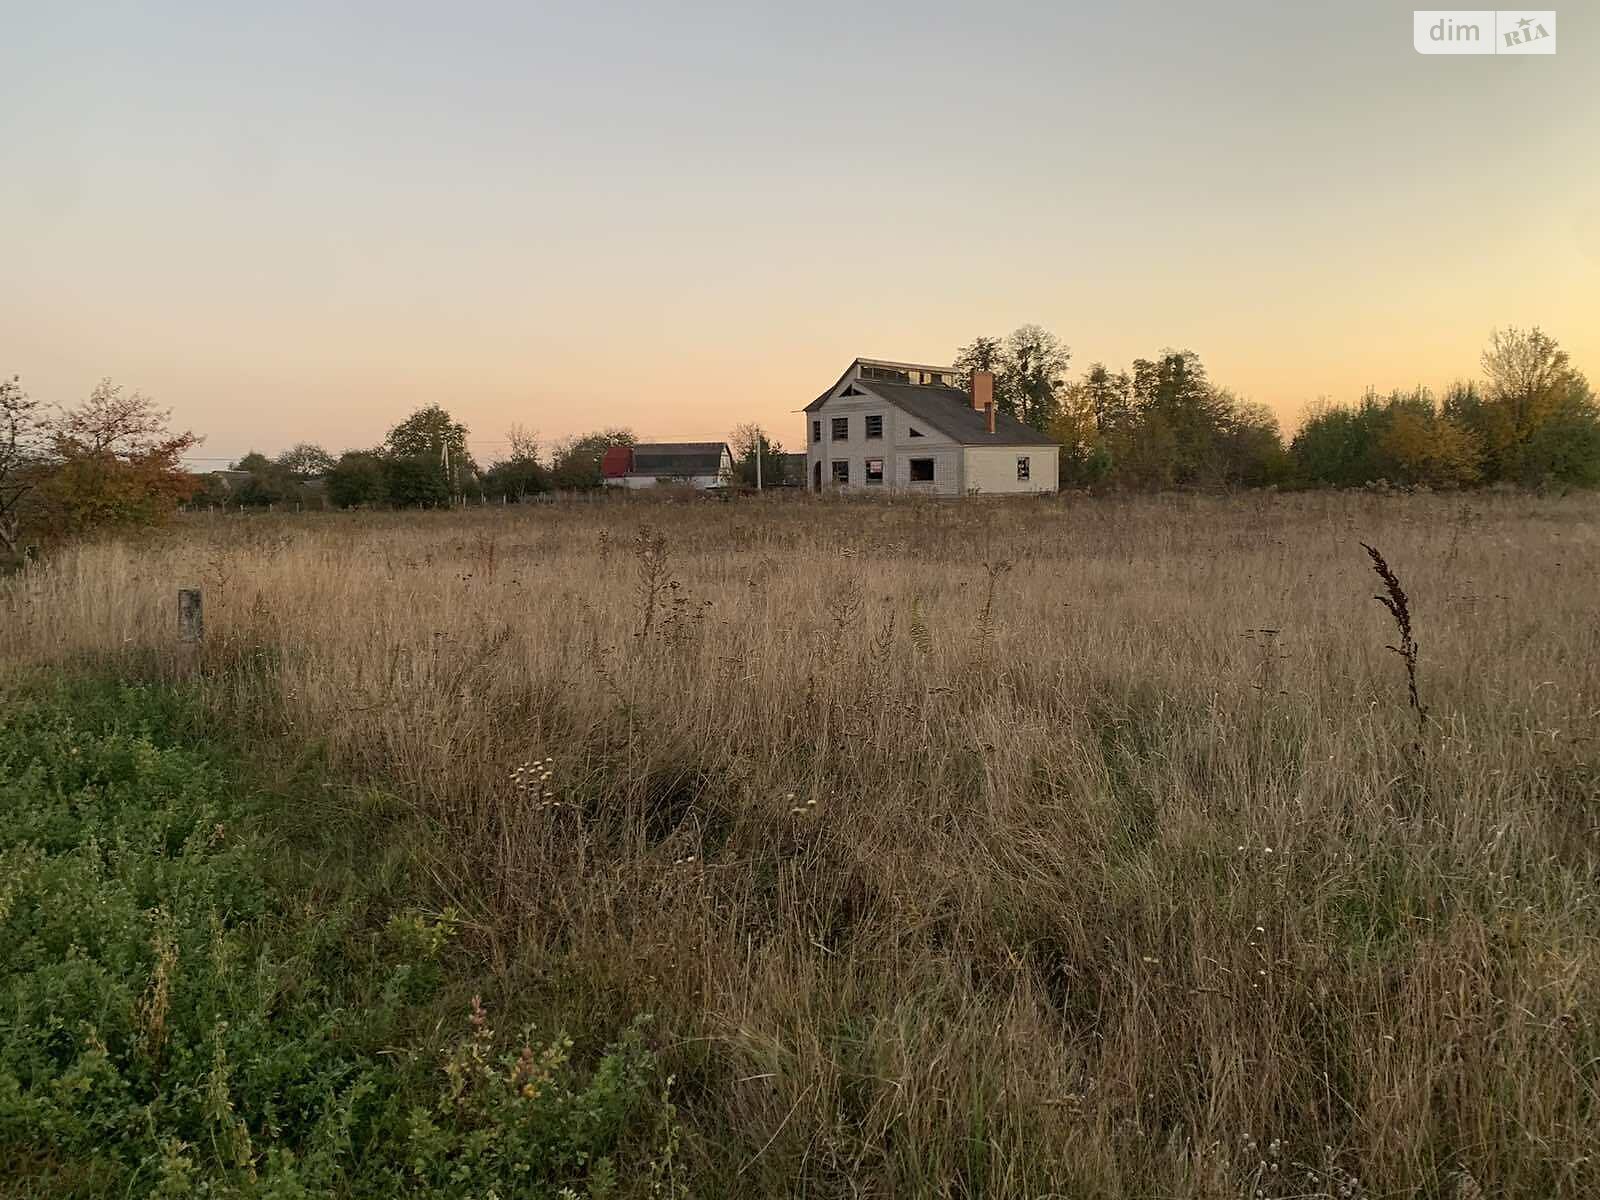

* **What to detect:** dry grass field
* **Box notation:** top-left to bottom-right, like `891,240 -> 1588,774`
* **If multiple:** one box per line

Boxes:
4,490 -> 1598,1197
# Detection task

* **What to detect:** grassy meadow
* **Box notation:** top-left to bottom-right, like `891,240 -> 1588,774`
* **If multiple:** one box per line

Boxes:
3,490 -> 1598,1197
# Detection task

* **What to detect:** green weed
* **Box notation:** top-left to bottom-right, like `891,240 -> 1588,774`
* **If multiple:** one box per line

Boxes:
0,677 -> 670,1197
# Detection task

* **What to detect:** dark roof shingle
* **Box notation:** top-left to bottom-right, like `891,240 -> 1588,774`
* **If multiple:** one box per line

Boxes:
854,382 -> 1057,446
629,442 -> 729,476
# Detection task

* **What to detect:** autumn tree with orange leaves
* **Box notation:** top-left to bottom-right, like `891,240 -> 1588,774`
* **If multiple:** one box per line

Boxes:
32,379 -> 201,537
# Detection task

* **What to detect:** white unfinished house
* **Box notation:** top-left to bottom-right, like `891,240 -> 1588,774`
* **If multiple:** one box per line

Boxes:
803,358 -> 1059,495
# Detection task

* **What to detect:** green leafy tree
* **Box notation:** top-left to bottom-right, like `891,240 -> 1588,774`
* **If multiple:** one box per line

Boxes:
226,451 -> 299,507
730,423 -> 785,487
1081,363 -> 1133,437
385,404 -> 474,497
189,471 -> 234,508
1215,396 -> 1289,487
275,442 -> 336,479
1127,351 -> 1229,485
1002,324 -> 1070,432
1074,351 -> 1286,490
386,404 -> 470,462
505,423 -> 540,464
550,429 -> 635,490
1371,389 -> 1482,487
326,450 -> 389,507
482,458 -> 549,501
1516,399 -> 1600,487
1481,327 -> 1575,444
952,335 -> 1007,380
482,426 -> 549,501
1112,405 -> 1180,489
955,327 -> 1070,432
1292,388 -> 1484,489
1081,443 -> 1115,486
1047,383 -> 1100,485
1290,400 -> 1383,487
382,454 -> 449,507
1462,327 -> 1599,485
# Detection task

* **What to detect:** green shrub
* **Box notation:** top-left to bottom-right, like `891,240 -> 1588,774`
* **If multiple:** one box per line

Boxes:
0,679 -> 666,1197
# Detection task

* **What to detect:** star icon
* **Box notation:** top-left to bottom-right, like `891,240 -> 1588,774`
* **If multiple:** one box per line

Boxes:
1517,16 -> 1533,28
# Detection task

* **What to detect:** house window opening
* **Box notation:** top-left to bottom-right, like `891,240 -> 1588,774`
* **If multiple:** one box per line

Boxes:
865,414 -> 883,439
831,460 -> 849,485
1017,456 -> 1030,481
865,458 -> 884,484
909,458 -> 935,483
831,417 -> 849,441
861,365 -> 911,384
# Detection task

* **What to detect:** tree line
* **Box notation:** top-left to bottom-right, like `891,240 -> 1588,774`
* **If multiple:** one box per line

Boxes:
198,415 -> 647,510
3,323 -> 1593,564
0,378 -> 666,564
955,324 -> 1599,489
214,417 -> 794,508
0,381 -> 790,546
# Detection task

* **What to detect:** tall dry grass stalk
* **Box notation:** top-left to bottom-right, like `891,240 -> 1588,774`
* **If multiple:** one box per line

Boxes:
4,490 -> 1598,1197
1362,541 -> 1425,737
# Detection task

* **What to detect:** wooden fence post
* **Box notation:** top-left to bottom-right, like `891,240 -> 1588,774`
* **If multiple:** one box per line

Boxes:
178,588 -> 203,644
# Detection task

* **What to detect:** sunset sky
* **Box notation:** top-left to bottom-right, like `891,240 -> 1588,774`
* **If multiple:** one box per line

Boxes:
4,1 -> 1595,465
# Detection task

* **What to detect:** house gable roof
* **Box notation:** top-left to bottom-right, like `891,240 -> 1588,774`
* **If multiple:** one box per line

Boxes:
862,382 -> 1057,446
805,359 -> 1058,447
806,358 -> 959,412
806,363 -> 857,412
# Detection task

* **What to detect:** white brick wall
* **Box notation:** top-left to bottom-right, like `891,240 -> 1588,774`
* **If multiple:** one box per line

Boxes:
962,446 -> 1058,495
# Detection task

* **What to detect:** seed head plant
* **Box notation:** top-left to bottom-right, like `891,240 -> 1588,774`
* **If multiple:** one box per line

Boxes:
1360,541 -> 1425,738
976,558 -> 1013,653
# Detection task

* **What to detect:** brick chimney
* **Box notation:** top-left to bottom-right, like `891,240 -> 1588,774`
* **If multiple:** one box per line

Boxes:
970,369 -> 993,412
970,370 -> 997,435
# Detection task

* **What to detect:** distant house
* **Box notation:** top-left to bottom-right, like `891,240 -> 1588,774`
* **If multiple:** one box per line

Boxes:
804,358 -> 1058,495
602,442 -> 734,490
205,469 -> 256,492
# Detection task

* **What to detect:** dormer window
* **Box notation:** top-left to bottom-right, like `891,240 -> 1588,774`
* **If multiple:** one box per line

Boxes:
861,364 -> 911,385
855,362 -> 956,389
